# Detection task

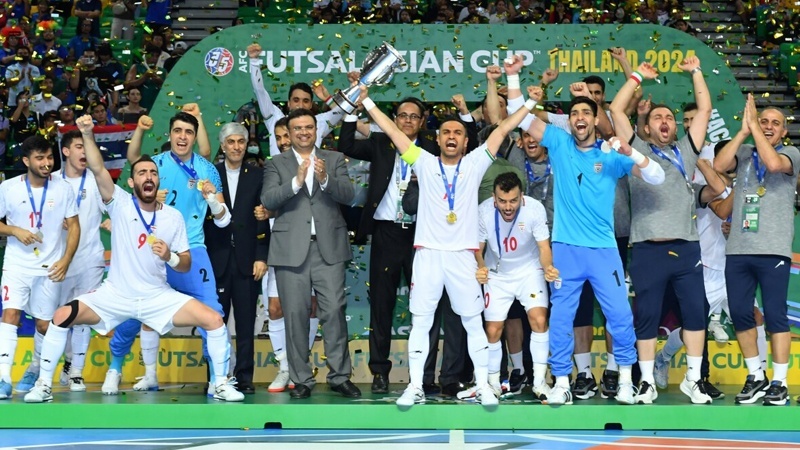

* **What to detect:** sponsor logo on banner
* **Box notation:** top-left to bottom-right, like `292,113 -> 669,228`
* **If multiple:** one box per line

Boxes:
205,47 -> 234,76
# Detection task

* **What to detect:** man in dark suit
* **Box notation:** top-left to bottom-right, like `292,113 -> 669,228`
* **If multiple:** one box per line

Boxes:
261,108 -> 359,399
204,122 -> 269,394
338,98 -> 478,396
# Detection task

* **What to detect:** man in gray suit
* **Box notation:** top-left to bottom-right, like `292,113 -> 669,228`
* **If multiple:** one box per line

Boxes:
261,108 -> 359,399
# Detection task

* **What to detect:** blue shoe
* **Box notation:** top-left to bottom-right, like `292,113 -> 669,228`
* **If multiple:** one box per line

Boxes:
15,369 -> 38,393
0,380 -> 12,399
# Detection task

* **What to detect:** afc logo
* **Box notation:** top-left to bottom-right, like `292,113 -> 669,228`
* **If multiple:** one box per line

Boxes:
205,47 -> 234,77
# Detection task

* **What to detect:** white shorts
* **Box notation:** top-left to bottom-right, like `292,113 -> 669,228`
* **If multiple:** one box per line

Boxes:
1,270 -> 62,321
59,266 -> 104,307
703,266 -> 729,317
409,248 -> 483,317
77,282 -> 193,335
484,269 -> 549,322
263,266 -> 315,300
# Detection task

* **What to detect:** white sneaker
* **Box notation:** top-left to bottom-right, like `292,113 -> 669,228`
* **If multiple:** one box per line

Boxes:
213,378 -> 245,402
615,382 -> 636,405
268,370 -> 293,393
207,382 -> 215,398
24,380 -> 53,403
634,381 -> 658,404
531,382 -> 551,403
654,351 -> 670,390
680,375 -> 712,404
545,384 -> 573,405
68,377 -> 87,392
102,369 -> 122,395
396,384 -> 425,406
708,320 -> 729,343
456,385 -> 478,401
133,374 -> 159,391
476,385 -> 499,406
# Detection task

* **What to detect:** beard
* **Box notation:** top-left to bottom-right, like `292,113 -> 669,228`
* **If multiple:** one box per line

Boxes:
134,182 -> 157,203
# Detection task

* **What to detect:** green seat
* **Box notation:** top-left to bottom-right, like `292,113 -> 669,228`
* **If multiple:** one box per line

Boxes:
780,43 -> 800,78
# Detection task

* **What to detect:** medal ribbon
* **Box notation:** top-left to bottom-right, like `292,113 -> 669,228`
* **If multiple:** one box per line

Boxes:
25,175 -> 48,230
132,195 -> 156,235
62,169 -> 87,208
438,157 -> 462,213
649,143 -> 689,183
524,158 -> 550,201
494,207 -> 520,262
169,151 -> 198,181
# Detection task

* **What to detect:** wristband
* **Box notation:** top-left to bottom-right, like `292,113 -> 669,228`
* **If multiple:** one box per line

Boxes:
167,252 -> 180,268
325,95 -> 333,105
630,71 -> 643,85
629,148 -> 646,165
690,67 -> 702,74
507,74 -> 520,90
524,99 -> 537,111
205,194 -> 225,215
362,97 -> 376,111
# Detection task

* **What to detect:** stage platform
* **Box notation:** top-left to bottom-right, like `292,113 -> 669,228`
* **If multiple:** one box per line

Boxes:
2,383 -> 799,431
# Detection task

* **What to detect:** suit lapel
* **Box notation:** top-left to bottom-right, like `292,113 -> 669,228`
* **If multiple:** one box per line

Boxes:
283,151 -> 310,197
217,163 -> 232,209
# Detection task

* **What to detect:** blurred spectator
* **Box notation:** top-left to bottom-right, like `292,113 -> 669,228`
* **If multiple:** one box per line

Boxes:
111,0 -> 137,40
39,109 -> 59,150
116,87 -> 146,122
32,0 -> 53,23
70,46 -> 116,107
163,40 -> 187,72
488,0 -> 516,24
67,18 -> 99,58
10,91 -> 39,157
6,46 -> 40,108
30,74 -> 61,114
73,0 -> 102,37
142,0 -> 172,29
58,104 -> 75,126
19,16 -> 36,42
96,42 -> 125,85
147,31 -> 171,68
671,19 -> 696,36
232,17 -> 244,26
0,96 -> 9,165
8,0 -> 31,20
458,0 -> 489,23
33,20 -> 67,66
90,100 -> 116,125
124,44 -> 163,110
0,27 -> 24,77
422,0 -> 447,22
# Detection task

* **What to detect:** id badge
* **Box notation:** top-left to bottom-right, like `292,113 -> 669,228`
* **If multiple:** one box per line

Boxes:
395,199 -> 413,224
741,194 -> 760,232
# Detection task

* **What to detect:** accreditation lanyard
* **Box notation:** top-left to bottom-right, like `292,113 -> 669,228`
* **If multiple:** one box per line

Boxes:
132,195 -> 156,235
25,175 -> 48,231
524,158 -> 550,201
494,207 -> 520,261
62,169 -> 87,208
650,143 -> 691,190
170,151 -> 198,180
396,138 -> 418,188
744,146 -> 781,191
438,157 -> 462,212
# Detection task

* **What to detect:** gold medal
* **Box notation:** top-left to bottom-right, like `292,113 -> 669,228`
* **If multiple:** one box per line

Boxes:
146,234 -> 157,245
757,186 -> 766,197
446,211 -> 457,224
196,180 -> 205,191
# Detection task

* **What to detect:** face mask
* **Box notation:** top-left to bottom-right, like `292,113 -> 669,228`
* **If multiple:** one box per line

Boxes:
247,146 -> 259,154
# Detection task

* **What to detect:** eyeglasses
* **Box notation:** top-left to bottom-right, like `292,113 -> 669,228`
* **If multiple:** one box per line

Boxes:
396,113 -> 422,121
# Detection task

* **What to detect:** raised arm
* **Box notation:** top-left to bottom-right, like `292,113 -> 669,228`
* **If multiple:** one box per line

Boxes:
485,84 -> 540,157
714,97 -> 750,173
182,103 -> 211,160
571,81 -> 613,139
612,135 -> 665,185
610,62 -> 658,143
361,87 -> 414,154
745,93 -> 794,174
503,55 -> 545,141
483,65 -> 503,126
248,44 -> 284,130
609,47 -> 633,78
680,57 -> 711,150
77,114 -> 116,202
695,158 -> 726,204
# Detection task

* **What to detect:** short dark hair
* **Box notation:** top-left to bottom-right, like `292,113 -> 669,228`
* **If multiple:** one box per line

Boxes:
644,104 -> 672,124
582,75 -> 605,92
494,171 -> 523,193
60,130 -> 83,154
438,115 -> 467,133
286,108 -> 316,127
169,111 -> 199,133
713,139 -> 730,156
131,154 -> 157,173
144,44 -> 161,56
568,96 -> 598,117
21,135 -> 52,158
288,82 -> 313,101
393,97 -> 426,117
683,102 -> 698,113
274,116 -> 289,131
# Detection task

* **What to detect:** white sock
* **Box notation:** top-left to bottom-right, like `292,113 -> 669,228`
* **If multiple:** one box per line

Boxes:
639,360 -> 655,385
488,371 -> 501,388
619,365 -> 632,384
533,363 -> 547,388
69,325 -> 91,376
756,325 -> 768,371
686,355 -> 702,382
487,341 -> 502,376
773,362 -> 788,385
606,353 -> 618,371
31,330 -> 44,371
745,356 -> 763,380
140,329 -> 159,378
38,324 -> 69,388
662,327 -> 684,360
529,331 -> 549,381
0,322 -> 19,383
205,325 -> 231,386
407,313 -> 435,388
509,351 -> 523,371
268,318 -> 289,371
462,314 -> 489,387
555,375 -> 570,389
308,317 -> 320,350
574,352 -> 591,376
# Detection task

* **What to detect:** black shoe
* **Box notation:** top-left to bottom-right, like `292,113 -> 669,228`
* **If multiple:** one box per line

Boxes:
371,374 -> 389,394
422,383 -> 441,396
441,382 -> 467,397
702,377 -> 724,400
331,380 -> 362,398
763,381 -> 789,406
289,384 -> 312,399
238,382 -> 256,395
735,373 -> 769,404
571,372 -> 598,400
508,369 -> 527,395
600,370 -> 619,399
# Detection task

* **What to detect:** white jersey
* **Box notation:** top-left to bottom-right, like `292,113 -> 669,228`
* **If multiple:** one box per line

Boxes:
53,169 -> 106,276
478,196 -> 549,275
697,186 -> 730,271
0,174 -> 78,276
691,142 -> 715,185
104,185 -> 189,298
411,143 -> 494,251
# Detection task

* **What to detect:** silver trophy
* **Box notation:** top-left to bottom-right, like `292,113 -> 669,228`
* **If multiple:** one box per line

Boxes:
331,42 -> 406,114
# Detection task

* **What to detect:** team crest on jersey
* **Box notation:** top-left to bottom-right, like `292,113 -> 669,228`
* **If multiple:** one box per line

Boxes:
594,162 -> 603,173
47,199 -> 55,210
517,222 -> 525,231
80,189 -> 87,200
